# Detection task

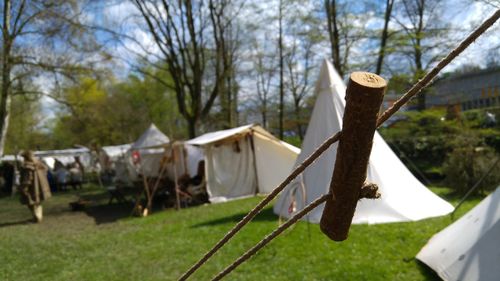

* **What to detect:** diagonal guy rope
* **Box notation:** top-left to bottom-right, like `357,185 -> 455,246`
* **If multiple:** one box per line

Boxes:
180,8 -> 500,281
212,194 -> 330,281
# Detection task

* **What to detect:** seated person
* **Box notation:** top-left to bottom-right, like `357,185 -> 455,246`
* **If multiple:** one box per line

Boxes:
55,165 -> 69,191
69,163 -> 83,190
190,160 -> 205,186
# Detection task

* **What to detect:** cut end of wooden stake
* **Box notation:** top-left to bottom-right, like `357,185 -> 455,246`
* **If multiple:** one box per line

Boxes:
350,72 -> 386,89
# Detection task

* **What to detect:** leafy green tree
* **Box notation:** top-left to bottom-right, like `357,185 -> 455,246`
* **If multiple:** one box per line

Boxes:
380,109 -> 461,179
443,132 -> 500,195
51,69 -> 184,148
3,94 -> 49,154
0,0 -> 107,155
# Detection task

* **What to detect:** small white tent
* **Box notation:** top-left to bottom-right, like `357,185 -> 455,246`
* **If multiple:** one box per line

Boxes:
127,124 -> 170,180
100,144 -> 132,184
417,187 -> 500,281
186,124 -> 300,203
34,148 -> 91,170
274,59 -> 454,224
101,144 -> 131,162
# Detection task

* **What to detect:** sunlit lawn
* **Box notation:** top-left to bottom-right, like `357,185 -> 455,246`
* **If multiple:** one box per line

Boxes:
0,185 -> 484,281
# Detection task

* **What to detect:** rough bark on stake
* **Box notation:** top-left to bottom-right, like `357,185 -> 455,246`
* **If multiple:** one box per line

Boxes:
320,72 -> 386,241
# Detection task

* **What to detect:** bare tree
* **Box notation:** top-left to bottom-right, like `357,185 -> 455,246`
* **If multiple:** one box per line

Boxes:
324,0 -> 343,76
394,0 -> 452,110
284,9 -> 318,140
285,41 -> 314,140
252,39 -> 277,129
375,0 -> 395,75
132,0 -> 238,137
277,0 -> 285,139
323,0 -> 367,77
210,0 -> 242,129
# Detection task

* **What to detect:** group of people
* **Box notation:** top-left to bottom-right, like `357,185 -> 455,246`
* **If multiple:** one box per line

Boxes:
50,159 -> 84,191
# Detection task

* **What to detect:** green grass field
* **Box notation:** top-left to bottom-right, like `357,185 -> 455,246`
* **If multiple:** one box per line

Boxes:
0,185 -> 484,281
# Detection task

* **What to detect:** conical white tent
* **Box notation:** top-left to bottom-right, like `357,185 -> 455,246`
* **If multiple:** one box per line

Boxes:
274,59 -> 454,224
127,124 -> 170,180
417,187 -> 500,281
186,124 -> 300,203
131,124 -> 170,151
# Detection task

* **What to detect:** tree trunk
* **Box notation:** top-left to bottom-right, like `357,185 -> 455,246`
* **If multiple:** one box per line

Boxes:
278,0 -> 284,139
375,0 -> 394,75
0,92 -> 12,156
187,117 -> 196,139
294,102 -> 303,140
0,0 -> 12,156
262,98 -> 267,129
325,0 -> 343,77
415,2 -> 425,111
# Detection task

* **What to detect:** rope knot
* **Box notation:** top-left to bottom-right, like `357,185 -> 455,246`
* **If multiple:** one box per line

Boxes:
359,182 -> 381,199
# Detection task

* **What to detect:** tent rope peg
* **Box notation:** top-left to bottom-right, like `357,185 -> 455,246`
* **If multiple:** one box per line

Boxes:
320,71 -> 387,242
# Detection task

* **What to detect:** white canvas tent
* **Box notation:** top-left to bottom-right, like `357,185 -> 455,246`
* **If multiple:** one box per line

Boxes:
101,144 -> 131,162
274,59 -> 454,224
163,143 -> 204,179
100,144 -> 132,184
186,124 -> 300,203
0,155 -> 19,163
34,148 -> 91,170
127,124 -> 170,180
417,187 -> 500,281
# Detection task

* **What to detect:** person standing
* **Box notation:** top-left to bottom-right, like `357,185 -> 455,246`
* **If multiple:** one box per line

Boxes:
19,150 -> 52,223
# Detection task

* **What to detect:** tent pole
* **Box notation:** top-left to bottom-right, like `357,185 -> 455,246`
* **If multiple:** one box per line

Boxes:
182,145 -> 188,175
142,173 -> 151,215
146,144 -> 172,213
174,145 -> 181,210
248,132 -> 260,195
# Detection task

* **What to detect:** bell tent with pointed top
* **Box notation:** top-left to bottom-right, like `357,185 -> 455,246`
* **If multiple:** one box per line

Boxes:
131,124 -> 170,150
416,187 -> 500,281
127,124 -> 171,180
273,59 -> 454,224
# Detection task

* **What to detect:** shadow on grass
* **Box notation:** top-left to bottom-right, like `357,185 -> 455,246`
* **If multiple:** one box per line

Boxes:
72,188 -> 136,225
191,207 -> 277,228
0,218 -> 33,228
415,259 -> 441,281
84,202 -> 134,225
0,191 -> 11,199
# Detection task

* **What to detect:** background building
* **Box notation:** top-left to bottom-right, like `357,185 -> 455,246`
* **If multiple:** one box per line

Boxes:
427,68 -> 500,111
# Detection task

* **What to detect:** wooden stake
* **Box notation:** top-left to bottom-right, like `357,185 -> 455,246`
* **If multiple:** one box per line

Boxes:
320,72 -> 386,241
173,146 -> 181,210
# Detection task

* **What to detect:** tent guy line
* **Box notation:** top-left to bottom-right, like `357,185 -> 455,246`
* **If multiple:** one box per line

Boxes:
212,194 -> 330,281
179,8 -> 500,281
